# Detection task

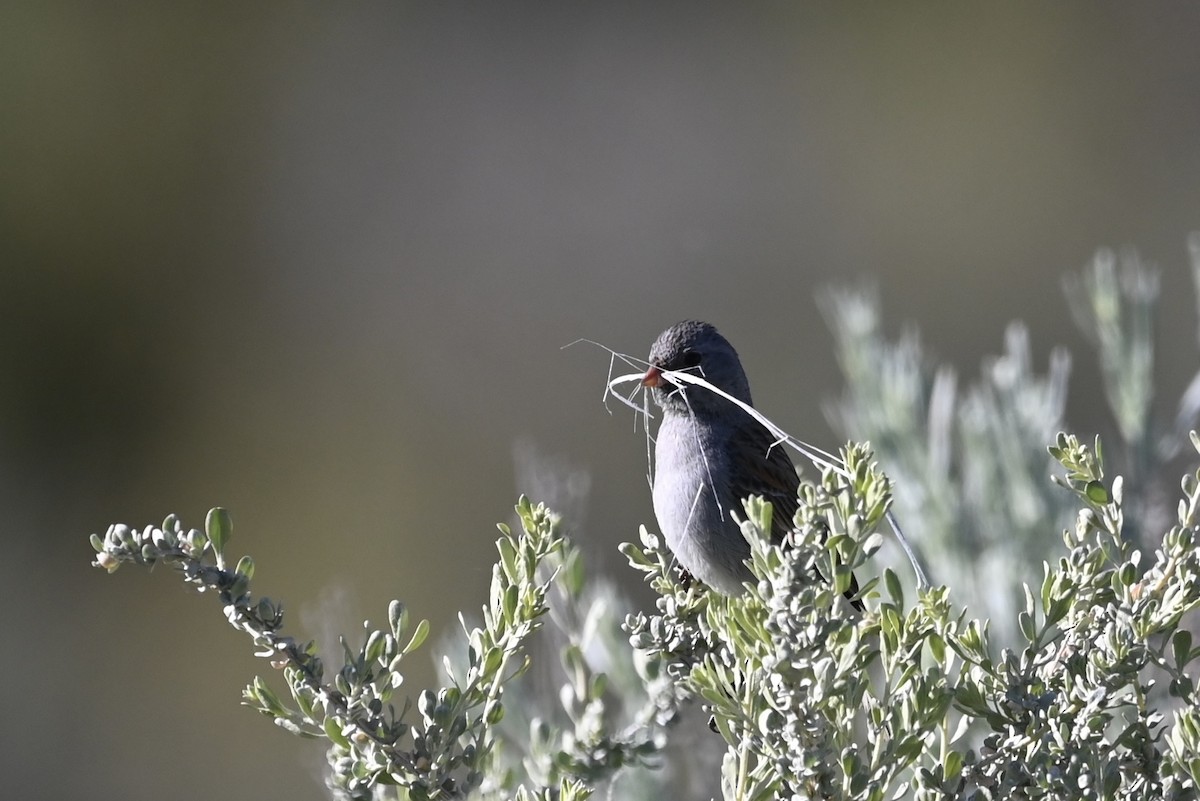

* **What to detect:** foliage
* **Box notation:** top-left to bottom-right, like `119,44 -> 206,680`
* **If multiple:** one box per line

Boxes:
624,437 -> 1200,799
90,239 -> 1200,799
469,529 -> 688,800
92,433 -> 1200,799
822,239 -> 1200,649
92,498 -> 592,801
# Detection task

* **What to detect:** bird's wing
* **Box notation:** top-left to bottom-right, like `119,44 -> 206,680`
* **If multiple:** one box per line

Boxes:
726,417 -> 801,543
727,415 -> 863,609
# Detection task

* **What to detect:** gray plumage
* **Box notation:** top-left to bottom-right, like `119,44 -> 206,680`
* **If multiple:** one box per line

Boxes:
644,321 -> 802,594
644,320 -> 861,604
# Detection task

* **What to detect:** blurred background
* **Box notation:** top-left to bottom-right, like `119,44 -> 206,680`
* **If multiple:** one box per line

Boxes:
4,3 -> 1200,799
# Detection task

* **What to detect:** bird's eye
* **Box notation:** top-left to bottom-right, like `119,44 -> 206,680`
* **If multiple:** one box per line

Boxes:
679,350 -> 702,369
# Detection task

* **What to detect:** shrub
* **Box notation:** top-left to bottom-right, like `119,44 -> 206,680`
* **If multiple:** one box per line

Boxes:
91,239 -> 1200,799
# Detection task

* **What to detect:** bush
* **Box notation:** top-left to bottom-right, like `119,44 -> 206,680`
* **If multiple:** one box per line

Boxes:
91,239 -> 1200,799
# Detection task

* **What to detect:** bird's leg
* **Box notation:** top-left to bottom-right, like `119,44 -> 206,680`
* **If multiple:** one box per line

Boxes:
676,566 -> 696,589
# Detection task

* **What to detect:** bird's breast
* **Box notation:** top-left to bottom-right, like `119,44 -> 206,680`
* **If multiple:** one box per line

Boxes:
651,416 -> 747,594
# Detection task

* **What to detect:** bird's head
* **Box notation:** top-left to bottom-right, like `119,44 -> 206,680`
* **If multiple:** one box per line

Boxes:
642,320 -> 753,415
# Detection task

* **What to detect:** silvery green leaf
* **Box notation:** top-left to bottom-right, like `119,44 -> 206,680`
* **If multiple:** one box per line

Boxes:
1174,629 -> 1194,668
885,568 -> 903,606
365,630 -> 385,663
322,716 -> 350,748
496,535 -> 518,581
1085,480 -> 1109,504
403,619 -> 429,655
205,507 -> 232,558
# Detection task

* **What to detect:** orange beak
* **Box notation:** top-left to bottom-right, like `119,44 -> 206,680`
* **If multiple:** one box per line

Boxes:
641,365 -> 663,387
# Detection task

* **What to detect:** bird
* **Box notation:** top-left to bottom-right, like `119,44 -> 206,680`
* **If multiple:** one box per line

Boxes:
642,320 -> 861,606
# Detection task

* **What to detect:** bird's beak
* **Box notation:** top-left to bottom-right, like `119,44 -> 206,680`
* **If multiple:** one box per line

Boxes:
642,365 -> 663,387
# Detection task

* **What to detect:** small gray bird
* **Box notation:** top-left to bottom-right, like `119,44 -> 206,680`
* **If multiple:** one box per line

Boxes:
643,320 -> 861,604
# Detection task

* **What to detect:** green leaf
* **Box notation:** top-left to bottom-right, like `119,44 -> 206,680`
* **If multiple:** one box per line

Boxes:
1046,597 -> 1071,626
1174,629 -> 1194,668
323,716 -> 351,748
482,646 -> 504,675
293,685 -> 316,719
246,676 -> 287,717
953,683 -> 988,715
496,536 -> 518,580
365,630 -> 385,663
885,568 -> 903,606
389,600 -> 407,640
502,584 -> 519,623
944,750 -> 963,780
234,555 -> 255,580
403,619 -> 430,655
1018,611 -> 1036,643
1085,481 -> 1109,504
1040,565 -> 1055,612
206,507 -> 232,560
928,633 -> 946,665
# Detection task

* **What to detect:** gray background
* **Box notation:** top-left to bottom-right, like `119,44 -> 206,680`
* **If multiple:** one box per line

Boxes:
4,3 -> 1200,799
